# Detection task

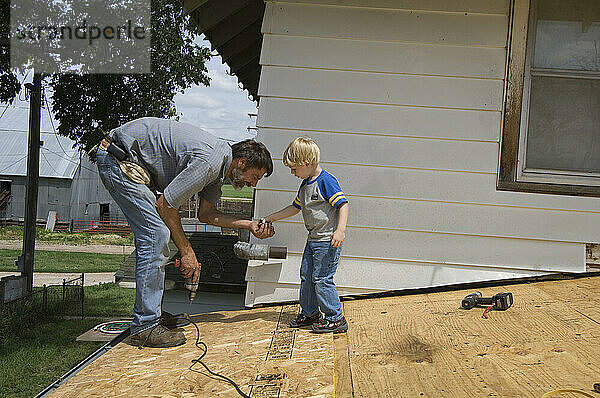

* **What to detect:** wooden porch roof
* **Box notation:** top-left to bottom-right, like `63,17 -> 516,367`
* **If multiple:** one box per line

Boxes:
183,0 -> 265,102
49,275 -> 600,397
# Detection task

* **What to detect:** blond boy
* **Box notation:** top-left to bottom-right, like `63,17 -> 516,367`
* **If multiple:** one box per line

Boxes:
263,137 -> 349,333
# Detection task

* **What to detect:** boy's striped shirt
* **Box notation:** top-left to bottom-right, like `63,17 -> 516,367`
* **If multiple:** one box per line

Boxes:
292,169 -> 348,241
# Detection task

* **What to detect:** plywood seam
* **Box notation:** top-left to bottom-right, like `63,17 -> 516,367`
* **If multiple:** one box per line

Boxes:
263,32 -> 508,49
258,126 -> 499,144
259,95 -> 503,113
334,303 -> 355,397
257,188 -> 600,215
267,160 -> 496,175
264,1 -> 509,17
259,63 -> 505,81
262,219 -> 590,244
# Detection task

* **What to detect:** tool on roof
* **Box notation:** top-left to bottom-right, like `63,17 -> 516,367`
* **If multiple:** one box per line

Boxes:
461,291 -> 513,319
233,219 -> 286,260
233,241 -> 287,261
174,258 -> 199,305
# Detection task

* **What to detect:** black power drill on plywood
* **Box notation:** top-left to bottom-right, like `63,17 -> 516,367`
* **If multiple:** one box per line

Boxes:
461,291 -> 513,310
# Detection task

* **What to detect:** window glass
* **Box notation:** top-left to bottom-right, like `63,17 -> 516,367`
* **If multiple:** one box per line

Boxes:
523,0 -> 600,174
526,76 -> 600,172
534,20 -> 600,71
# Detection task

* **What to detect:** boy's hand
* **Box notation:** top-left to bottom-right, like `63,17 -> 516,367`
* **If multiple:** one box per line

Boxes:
251,219 -> 275,239
331,229 -> 345,247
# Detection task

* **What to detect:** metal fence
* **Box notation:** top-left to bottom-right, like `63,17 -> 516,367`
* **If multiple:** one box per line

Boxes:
0,274 -> 85,328
0,217 -> 70,232
71,219 -> 131,236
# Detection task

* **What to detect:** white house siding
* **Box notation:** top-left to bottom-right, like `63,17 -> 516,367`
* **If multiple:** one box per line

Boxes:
247,0 -> 599,306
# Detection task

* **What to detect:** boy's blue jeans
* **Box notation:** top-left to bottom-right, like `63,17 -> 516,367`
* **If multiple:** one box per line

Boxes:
299,241 -> 343,322
96,149 -> 170,335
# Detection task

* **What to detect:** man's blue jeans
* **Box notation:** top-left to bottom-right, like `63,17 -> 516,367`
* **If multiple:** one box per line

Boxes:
96,149 -> 170,335
299,241 -> 343,322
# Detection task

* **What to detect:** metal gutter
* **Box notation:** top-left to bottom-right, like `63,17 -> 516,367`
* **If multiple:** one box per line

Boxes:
34,330 -> 130,398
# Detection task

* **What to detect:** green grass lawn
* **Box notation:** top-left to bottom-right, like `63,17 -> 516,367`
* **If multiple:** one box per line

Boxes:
0,226 -> 135,246
0,283 -> 134,398
0,318 -> 103,398
0,249 -> 125,273
81,283 -> 135,317
220,184 -> 253,199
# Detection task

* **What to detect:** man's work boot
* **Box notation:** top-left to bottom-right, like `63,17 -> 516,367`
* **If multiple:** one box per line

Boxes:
124,324 -> 186,348
161,311 -> 191,329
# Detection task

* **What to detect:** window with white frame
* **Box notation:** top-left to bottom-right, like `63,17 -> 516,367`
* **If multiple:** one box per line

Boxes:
518,0 -> 600,185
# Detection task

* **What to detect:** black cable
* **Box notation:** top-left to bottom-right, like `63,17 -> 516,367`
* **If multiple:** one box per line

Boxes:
187,318 -> 251,398
134,315 -> 251,397
41,150 -> 60,175
0,154 -> 28,174
171,316 -> 251,398
204,250 -> 225,280
42,147 -> 97,173
0,102 -> 10,121
42,86 -> 70,158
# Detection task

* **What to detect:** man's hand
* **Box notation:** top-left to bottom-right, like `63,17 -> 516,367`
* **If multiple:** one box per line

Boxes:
174,251 -> 201,283
155,194 -> 201,281
251,219 -> 275,239
331,229 -> 345,248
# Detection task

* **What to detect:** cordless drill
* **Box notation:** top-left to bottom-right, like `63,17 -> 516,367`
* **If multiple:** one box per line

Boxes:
174,258 -> 199,304
461,291 -> 513,310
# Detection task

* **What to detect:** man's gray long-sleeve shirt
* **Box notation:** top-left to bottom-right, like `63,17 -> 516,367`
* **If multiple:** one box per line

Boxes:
110,117 -> 232,209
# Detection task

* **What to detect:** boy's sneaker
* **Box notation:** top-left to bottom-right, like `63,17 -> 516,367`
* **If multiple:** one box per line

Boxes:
311,316 -> 348,333
161,311 -> 190,329
124,324 -> 186,348
289,312 -> 321,328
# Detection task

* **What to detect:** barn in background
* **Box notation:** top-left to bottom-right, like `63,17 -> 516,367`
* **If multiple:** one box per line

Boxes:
0,104 -> 123,226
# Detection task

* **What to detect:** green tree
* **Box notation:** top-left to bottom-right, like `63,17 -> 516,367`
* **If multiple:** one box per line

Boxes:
51,0 -> 211,152
1,0 -> 210,151
0,0 -> 20,103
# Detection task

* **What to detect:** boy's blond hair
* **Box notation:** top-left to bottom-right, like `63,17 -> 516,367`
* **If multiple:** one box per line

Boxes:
283,136 -> 320,167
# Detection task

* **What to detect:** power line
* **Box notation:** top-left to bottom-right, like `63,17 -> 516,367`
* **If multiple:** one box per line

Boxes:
0,154 -> 28,174
41,150 -> 60,176
42,85 -> 71,158
42,147 -> 96,173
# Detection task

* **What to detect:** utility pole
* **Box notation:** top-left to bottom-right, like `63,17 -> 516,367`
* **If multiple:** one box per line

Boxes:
21,72 -> 42,292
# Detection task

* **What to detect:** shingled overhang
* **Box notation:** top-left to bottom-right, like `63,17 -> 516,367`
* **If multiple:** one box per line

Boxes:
183,0 -> 265,101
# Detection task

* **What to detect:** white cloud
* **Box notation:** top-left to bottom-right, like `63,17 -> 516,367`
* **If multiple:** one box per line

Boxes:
174,38 -> 258,143
175,91 -> 220,110
207,65 -> 243,93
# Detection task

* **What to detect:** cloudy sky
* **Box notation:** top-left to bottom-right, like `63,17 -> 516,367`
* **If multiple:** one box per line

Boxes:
174,38 -> 259,143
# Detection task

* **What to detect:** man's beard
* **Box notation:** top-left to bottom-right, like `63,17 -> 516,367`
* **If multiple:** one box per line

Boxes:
230,167 -> 246,191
